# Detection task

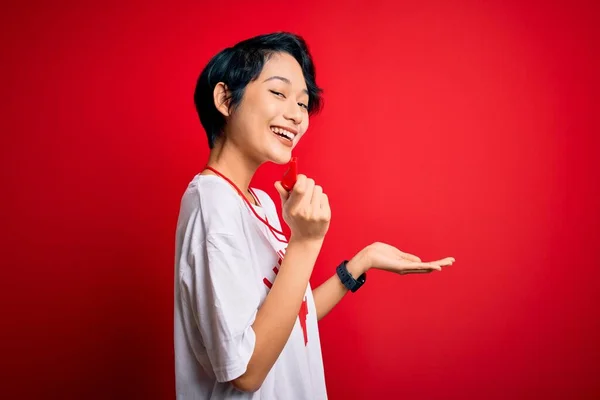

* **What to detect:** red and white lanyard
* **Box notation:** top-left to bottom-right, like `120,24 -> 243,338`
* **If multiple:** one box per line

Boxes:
203,166 -> 289,244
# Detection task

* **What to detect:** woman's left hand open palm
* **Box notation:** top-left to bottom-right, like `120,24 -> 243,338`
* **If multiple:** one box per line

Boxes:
358,242 -> 455,275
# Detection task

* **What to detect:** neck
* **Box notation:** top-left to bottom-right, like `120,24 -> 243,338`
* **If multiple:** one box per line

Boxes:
205,137 -> 262,199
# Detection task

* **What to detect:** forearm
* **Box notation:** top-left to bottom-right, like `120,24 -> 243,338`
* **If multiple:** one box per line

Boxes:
233,237 -> 322,391
313,256 -> 367,321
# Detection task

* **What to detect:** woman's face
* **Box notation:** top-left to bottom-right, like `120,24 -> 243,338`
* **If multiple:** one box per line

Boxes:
224,52 -> 310,165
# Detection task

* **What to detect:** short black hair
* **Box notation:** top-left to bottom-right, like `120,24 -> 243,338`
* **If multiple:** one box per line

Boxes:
194,32 -> 323,149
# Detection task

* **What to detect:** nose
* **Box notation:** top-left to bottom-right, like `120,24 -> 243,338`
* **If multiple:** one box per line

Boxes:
283,99 -> 303,126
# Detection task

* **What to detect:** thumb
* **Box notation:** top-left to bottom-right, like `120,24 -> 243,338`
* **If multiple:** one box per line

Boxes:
274,181 -> 290,203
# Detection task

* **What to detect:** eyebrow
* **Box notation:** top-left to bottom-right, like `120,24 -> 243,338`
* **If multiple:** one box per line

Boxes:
263,76 -> 309,96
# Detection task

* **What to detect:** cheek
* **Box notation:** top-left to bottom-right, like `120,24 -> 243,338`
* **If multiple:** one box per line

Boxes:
240,90 -> 277,123
300,118 -> 309,135
258,94 -> 281,117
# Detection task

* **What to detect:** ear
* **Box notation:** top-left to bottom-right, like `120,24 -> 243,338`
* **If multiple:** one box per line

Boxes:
213,82 -> 231,117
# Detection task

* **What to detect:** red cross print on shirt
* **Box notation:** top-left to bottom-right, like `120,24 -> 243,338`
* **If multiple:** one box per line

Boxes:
298,296 -> 308,346
262,249 -> 309,346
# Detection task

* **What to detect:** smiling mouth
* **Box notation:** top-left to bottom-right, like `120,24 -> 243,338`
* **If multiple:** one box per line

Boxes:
271,126 -> 295,142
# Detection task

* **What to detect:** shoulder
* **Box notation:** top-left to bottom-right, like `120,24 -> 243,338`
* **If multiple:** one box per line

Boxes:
183,175 -> 247,234
181,174 -> 242,210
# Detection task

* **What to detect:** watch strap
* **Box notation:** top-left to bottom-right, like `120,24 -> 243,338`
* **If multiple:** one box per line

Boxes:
336,260 -> 367,293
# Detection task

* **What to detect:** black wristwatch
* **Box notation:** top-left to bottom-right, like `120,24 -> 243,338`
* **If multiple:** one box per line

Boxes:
336,260 -> 367,293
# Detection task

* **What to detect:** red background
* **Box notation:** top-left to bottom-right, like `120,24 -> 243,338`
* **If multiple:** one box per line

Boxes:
2,1 -> 599,399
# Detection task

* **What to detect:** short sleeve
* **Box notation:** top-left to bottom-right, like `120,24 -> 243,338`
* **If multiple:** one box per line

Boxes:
179,180 -> 261,383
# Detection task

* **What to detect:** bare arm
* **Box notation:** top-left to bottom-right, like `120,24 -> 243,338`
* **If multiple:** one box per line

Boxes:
314,243 -> 455,322
231,175 -> 330,392
312,256 -> 367,321
231,238 -> 322,391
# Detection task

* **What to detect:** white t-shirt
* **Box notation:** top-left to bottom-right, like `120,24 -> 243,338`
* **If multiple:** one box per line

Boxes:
174,174 -> 328,399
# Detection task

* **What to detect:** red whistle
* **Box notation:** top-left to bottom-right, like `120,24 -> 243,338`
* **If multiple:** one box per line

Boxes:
281,157 -> 298,192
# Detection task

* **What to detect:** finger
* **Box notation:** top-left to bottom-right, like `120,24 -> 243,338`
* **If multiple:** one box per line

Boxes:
319,192 -> 328,209
320,193 -> 331,219
406,262 -> 443,271
388,260 -> 442,271
311,185 -> 323,208
287,174 -> 307,209
300,178 -> 315,208
400,269 -> 433,275
311,188 -> 323,217
274,181 -> 290,203
427,257 -> 455,266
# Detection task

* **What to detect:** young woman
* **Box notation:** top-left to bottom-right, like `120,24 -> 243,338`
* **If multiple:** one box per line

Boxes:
174,32 -> 455,399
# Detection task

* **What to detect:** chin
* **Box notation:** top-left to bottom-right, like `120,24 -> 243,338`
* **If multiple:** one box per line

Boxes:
268,149 -> 293,165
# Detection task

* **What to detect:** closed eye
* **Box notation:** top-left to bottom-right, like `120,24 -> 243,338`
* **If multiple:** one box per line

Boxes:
270,90 -> 285,98
271,89 -> 308,110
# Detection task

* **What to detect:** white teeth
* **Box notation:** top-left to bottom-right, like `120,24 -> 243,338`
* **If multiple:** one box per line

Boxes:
271,127 -> 294,141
